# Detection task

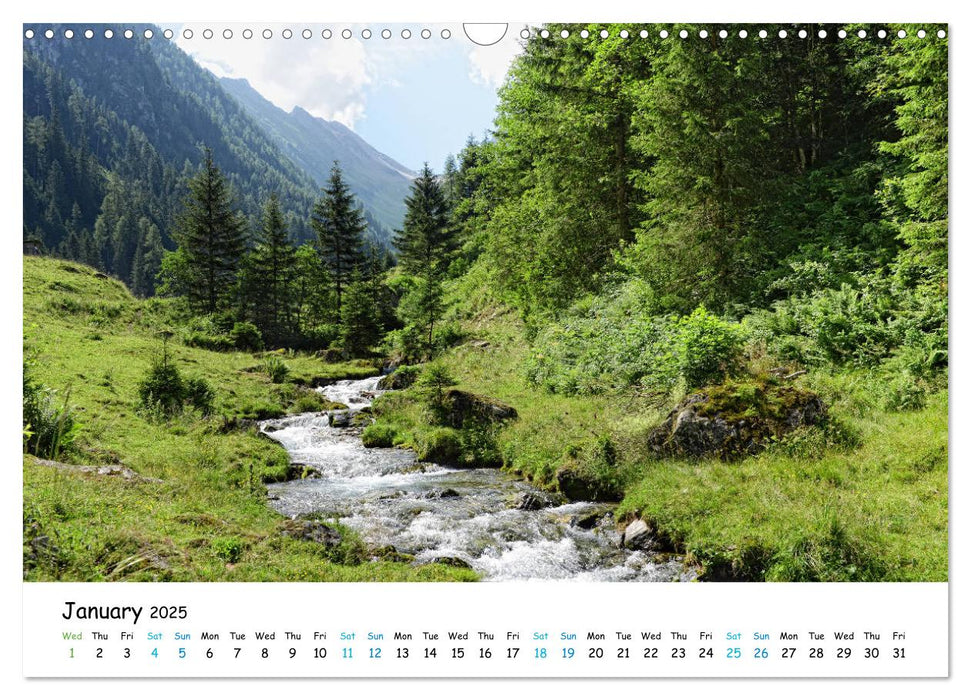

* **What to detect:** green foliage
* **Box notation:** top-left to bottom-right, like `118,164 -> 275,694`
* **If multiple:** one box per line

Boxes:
259,355 -> 290,384
137,352 -> 214,418
671,307 -> 745,389
416,362 -> 457,422
748,271 -> 946,371
415,428 -> 463,464
23,357 -> 78,460
361,423 -> 398,448
876,28 -> 948,294
183,377 -> 215,416
230,322 -> 263,352
391,165 -> 457,359
181,315 -> 234,351
379,364 -> 420,390
137,356 -> 186,417
291,391 -> 333,414
168,149 -> 248,315
526,286 -> 745,395
340,274 -> 382,357
238,194 -> 297,345
211,536 -> 245,564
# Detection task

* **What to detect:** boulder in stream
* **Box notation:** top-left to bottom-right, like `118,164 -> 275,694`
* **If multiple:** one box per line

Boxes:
423,488 -> 462,500
328,410 -> 352,428
514,491 -> 566,511
570,507 -> 614,530
622,519 -> 654,550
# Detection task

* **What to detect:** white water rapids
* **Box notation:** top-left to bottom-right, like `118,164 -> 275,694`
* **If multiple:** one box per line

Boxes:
260,377 -> 689,581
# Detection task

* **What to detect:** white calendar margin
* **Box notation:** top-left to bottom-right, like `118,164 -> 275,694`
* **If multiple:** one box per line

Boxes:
5,0 -> 963,696
23,582 -> 948,678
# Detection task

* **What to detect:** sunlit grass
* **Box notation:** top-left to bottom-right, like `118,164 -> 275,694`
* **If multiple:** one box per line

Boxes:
23,256 -> 477,582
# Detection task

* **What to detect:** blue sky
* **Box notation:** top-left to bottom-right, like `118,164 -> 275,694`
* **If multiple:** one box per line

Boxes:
171,23 -> 524,172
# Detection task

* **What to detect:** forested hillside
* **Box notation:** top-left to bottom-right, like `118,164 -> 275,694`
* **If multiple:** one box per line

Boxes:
23,23 -> 393,296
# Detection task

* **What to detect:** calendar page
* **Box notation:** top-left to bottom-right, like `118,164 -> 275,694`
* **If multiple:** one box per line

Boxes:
16,0 -> 956,691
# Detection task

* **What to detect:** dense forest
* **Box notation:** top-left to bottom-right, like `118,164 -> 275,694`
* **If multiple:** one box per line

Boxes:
23,24 -> 948,582
460,24 -> 947,378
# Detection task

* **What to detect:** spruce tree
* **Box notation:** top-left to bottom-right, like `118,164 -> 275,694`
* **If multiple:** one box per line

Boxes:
132,219 -> 164,297
393,163 -> 455,277
172,148 -> 247,314
312,162 -> 366,317
341,271 -> 381,357
393,164 -> 456,356
243,194 -> 297,344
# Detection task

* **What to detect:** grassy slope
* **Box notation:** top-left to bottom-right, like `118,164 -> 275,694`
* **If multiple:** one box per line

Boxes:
378,307 -> 948,582
22,257 -> 476,582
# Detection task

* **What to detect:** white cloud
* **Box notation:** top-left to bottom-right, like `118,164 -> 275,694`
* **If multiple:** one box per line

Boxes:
174,24 -> 377,128
467,28 -> 525,87
169,23 -> 520,129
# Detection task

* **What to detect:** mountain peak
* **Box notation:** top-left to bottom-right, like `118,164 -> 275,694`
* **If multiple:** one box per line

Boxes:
220,75 -> 414,231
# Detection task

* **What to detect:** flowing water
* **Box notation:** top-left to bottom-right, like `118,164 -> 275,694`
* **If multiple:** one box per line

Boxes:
261,376 -> 690,581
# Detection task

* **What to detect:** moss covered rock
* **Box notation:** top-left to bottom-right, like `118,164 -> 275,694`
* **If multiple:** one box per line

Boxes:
440,389 -> 517,428
648,376 -> 826,460
555,465 -> 623,502
377,365 -> 420,390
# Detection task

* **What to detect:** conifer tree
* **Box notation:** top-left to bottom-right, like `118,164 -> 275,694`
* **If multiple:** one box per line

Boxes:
243,194 -> 297,344
132,219 -> 164,297
341,271 -> 381,357
393,163 -> 455,277
392,164 -> 456,355
312,162 -> 366,316
171,148 -> 247,314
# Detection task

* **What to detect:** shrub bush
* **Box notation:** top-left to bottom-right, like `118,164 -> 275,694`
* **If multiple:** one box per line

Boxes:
378,364 -> 420,390
669,307 -> 745,389
137,355 -> 215,418
184,377 -> 215,416
291,391 -> 330,413
181,315 -> 234,351
416,362 -> 456,423
526,282 -> 746,395
231,322 -> 264,352
23,359 -> 78,460
361,423 -> 397,448
137,357 -> 185,416
879,371 -> 927,412
415,428 -> 463,464
211,536 -> 245,564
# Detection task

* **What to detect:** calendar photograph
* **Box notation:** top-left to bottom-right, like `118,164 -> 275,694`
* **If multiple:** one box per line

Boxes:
22,22 -> 948,588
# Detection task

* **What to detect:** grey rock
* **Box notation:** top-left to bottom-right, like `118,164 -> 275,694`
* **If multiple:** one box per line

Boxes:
282,520 -> 343,548
430,556 -> 473,569
328,410 -> 352,428
423,488 -> 462,500
570,507 -> 613,530
623,519 -> 654,550
647,388 -> 825,460
441,389 -> 517,428
515,491 -> 566,511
